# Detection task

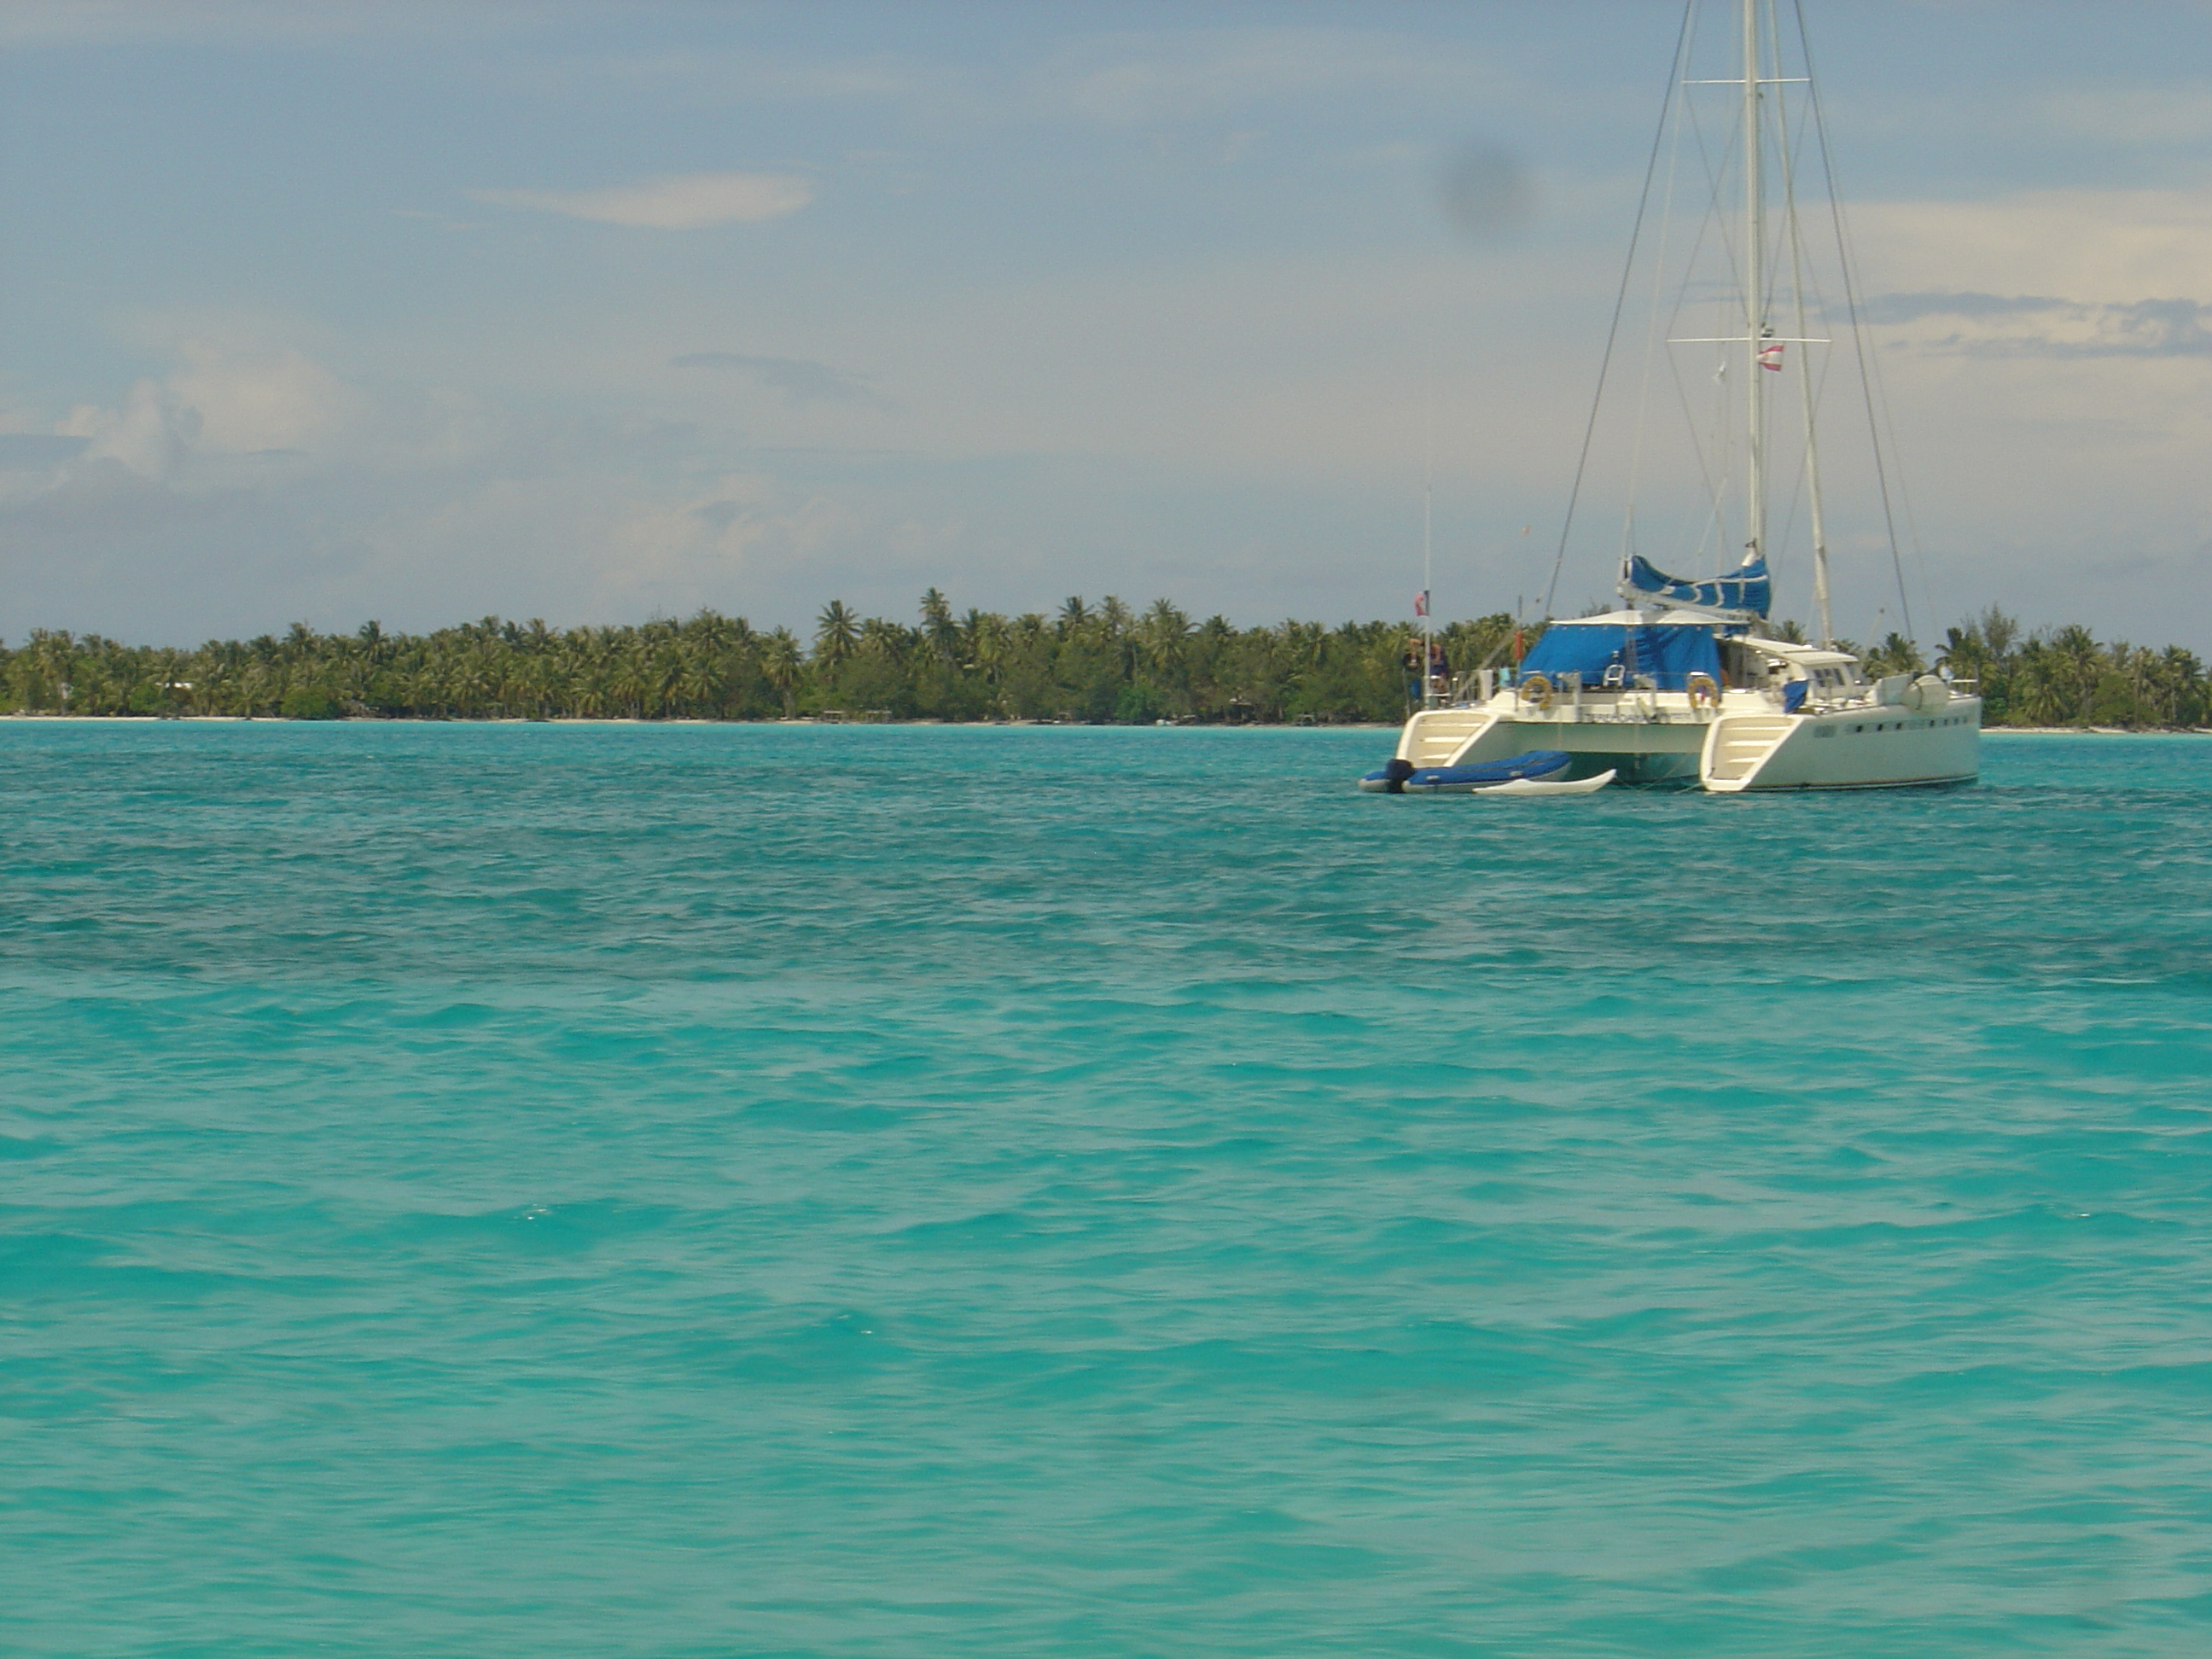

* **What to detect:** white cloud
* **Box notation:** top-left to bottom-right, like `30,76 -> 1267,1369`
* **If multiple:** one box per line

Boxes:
470,172 -> 814,230
595,473 -> 859,611
58,377 -> 192,478
1861,293 -> 2212,358
167,341 -> 356,452
1853,188 -> 2212,303
52,342 -> 359,480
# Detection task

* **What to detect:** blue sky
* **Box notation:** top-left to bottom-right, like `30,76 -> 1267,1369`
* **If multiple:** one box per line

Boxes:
6,0 -> 2212,648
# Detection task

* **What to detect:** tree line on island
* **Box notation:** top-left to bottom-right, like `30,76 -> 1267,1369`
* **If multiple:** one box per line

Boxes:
0,592 -> 2203,728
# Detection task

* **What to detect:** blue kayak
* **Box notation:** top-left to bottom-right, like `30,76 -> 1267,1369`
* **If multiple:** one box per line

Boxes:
1359,750 -> 1572,794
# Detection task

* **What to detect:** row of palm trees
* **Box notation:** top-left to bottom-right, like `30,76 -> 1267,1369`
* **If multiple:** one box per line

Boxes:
1,597 -> 2201,727
0,595 -> 1520,725
1928,608 -> 2209,728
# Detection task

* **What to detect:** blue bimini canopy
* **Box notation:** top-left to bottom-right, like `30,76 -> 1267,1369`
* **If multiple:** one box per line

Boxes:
1623,553 -> 1770,617
1519,621 -> 1722,691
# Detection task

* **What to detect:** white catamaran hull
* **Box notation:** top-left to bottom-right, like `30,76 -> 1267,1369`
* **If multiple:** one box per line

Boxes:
1700,703 -> 1979,790
1394,684 -> 1980,793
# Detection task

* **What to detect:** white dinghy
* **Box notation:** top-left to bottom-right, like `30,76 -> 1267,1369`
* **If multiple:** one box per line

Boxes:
1359,750 -> 1615,796
1478,770 -> 1617,798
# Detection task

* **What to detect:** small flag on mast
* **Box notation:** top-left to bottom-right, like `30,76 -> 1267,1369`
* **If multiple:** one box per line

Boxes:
1758,338 -> 1784,371
1413,590 -> 1429,618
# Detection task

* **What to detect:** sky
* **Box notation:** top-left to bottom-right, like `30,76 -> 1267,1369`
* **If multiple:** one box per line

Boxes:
6,0 -> 2212,649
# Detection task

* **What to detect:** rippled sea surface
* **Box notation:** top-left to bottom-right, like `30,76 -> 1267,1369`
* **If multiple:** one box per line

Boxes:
5,722 -> 2210,1657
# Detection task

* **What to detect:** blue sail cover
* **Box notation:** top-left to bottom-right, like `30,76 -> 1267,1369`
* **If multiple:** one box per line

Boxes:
1518,623 -> 1722,690
1623,553 -> 1771,617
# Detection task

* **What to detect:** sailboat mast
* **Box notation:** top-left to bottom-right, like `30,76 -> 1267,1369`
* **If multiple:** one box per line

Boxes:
1741,0 -> 1766,569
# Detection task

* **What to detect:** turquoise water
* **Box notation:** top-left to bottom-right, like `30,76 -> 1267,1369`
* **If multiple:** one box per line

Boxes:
4,723 -> 2209,1657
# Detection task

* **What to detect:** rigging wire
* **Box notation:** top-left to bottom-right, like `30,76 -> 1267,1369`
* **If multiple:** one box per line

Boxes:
1542,0 -> 1698,620
1658,60 -> 1740,568
1770,0 -> 1831,643
1850,247 -> 1942,642
1796,0 -> 1915,643
1654,37 -> 1734,570
1773,73 -> 1846,637
1621,19 -> 1694,570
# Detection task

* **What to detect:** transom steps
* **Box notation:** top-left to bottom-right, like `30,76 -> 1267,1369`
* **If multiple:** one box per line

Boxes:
1703,716 -> 1794,783
1400,710 -> 1492,768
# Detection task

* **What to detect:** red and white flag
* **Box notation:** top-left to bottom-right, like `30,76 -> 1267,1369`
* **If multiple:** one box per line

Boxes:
1758,340 -> 1784,371
1413,590 -> 1429,618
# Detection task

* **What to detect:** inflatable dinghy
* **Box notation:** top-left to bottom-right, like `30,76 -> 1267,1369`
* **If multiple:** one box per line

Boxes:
1359,750 -> 1602,795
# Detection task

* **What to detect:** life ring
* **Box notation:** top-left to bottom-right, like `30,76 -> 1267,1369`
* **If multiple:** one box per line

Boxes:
1685,672 -> 1720,710
1517,672 -> 1555,711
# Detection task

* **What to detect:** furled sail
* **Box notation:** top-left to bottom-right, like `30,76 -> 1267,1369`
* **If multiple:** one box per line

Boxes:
1621,553 -> 1770,617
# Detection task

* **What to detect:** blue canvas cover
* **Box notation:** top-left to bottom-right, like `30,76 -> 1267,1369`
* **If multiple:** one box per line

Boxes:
1406,751 -> 1569,789
1623,553 -> 1771,617
1518,623 -> 1722,691
1359,750 -> 1570,793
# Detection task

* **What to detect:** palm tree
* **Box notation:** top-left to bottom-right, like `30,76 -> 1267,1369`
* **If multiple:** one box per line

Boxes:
1976,606 -> 2022,667
2157,646 -> 2203,727
1865,632 -> 1924,677
573,659 -> 610,719
239,661 -> 275,718
677,648 -> 720,717
610,646 -> 651,719
2009,636 -> 2065,725
965,613 -> 1009,701
814,601 -> 859,668
858,617 -> 908,660
25,629 -> 74,711
763,628 -> 804,717
2047,624 -> 2103,725
919,589 -> 958,661
1137,601 -> 1190,713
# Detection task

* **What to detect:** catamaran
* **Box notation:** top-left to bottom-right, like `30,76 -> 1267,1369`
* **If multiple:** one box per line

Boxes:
1364,0 -> 1978,794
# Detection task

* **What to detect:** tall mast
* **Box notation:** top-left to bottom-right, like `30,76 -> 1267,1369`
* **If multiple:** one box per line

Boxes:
1741,0 -> 1765,570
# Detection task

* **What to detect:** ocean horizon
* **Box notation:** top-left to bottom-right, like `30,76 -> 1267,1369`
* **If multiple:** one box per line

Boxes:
7,721 -> 2209,1656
